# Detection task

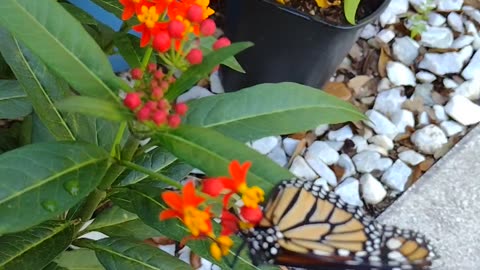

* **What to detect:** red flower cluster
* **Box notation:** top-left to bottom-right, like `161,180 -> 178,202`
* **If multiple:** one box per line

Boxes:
123,64 -> 187,128
159,161 -> 265,261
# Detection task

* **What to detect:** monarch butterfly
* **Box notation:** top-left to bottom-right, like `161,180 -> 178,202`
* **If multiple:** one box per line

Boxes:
244,178 -> 437,270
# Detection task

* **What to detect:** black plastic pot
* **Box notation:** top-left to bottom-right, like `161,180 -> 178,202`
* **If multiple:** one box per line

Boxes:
220,0 -> 391,91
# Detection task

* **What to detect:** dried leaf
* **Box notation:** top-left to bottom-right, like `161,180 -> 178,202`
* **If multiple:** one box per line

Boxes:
324,82 -> 352,101
378,46 -> 392,78
332,164 -> 346,180
190,253 -> 202,269
419,158 -> 435,171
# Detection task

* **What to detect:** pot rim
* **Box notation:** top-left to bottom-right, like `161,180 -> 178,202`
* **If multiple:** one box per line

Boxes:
259,0 -> 392,29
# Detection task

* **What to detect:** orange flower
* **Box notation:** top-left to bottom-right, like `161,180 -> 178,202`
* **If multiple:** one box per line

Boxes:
119,0 -> 143,20
223,161 -> 265,208
132,3 -> 163,47
160,181 -> 213,236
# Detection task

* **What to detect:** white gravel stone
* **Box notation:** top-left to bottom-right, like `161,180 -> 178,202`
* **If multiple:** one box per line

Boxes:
381,160 -> 412,192
428,12 -> 446,26
289,156 -> 317,180
327,126 -> 354,142
377,78 -> 393,92
351,135 -> 368,152
380,0 -> 409,26
267,145 -> 288,167
440,120 -> 466,136
433,105 -> 448,121
464,6 -> 480,23
314,124 -> 329,136
454,78 -> 480,100
445,95 -> 480,125
410,0 -> 436,11
462,49 -> 480,80
420,26 -> 454,48
365,144 -> 389,156
305,154 -> 337,186
418,111 -> 431,126
452,35 -> 475,49
323,141 -> 342,152
376,29 -> 396,43
368,135 -> 394,150
398,150 -> 426,166
177,86 -> 213,103
418,52 -> 464,75
362,128 -> 374,140
349,43 -> 364,62
360,174 -> 387,204
443,78 -> 459,89
437,0 -> 463,11
392,37 -> 420,66
411,124 -> 448,154
365,110 -> 399,139
413,83 -> 435,106
338,154 -> 356,180
282,138 -> 300,156
313,178 -> 330,191
387,62 -> 416,86
360,24 -> 379,39
353,151 -> 393,173
464,21 -> 480,49
335,178 -> 363,206
373,87 -> 407,117
416,71 -> 437,83
458,45 -> 474,64
209,71 -> 224,93
251,136 -> 280,155
306,141 -> 340,165
391,109 -> 415,134
447,12 -> 465,33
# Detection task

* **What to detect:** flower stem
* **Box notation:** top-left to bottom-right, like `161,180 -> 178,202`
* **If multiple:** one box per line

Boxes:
141,46 -> 154,71
115,159 -> 183,189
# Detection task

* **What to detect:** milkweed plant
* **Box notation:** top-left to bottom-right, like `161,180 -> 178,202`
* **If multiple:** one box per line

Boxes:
0,0 -> 364,269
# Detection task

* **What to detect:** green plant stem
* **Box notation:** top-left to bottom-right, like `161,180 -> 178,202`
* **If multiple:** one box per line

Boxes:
75,134 -> 140,223
115,159 -> 183,189
141,46 -> 153,71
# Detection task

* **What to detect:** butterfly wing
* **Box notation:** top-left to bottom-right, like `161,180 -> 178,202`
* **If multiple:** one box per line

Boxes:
250,179 -> 436,270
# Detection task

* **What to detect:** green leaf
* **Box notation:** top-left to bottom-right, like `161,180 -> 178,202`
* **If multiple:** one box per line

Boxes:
0,31 -> 76,140
87,206 -> 160,241
199,37 -> 245,73
0,80 -> 31,119
155,126 -> 292,192
55,249 -> 104,270
90,0 -> 124,18
0,122 -> 22,154
344,0 -> 360,25
118,148 -> 192,186
127,187 -> 263,270
0,142 -> 110,235
0,0 -> 118,100
78,238 -> 191,270
0,221 -> 74,270
114,33 -> 144,68
165,42 -> 253,100
56,96 -> 131,122
184,82 -> 366,141
61,3 -> 98,26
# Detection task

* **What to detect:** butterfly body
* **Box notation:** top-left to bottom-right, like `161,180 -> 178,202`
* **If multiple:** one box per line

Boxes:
245,179 -> 436,270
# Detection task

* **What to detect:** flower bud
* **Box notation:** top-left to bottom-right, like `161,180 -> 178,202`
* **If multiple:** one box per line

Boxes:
202,178 -> 224,196
153,32 -> 171,53
200,19 -> 216,36
131,68 -> 143,80
213,37 -> 231,50
147,63 -> 157,73
187,5 -> 204,23
240,206 -> 263,225
136,106 -> 152,122
168,20 -> 185,39
123,93 -> 142,110
168,114 -> 182,128
174,103 -> 188,116
152,110 -> 168,125
152,87 -> 164,99
186,49 -> 203,65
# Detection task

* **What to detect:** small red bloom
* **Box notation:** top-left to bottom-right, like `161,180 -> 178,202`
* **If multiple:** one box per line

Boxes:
200,19 -> 216,36
153,31 -> 171,52
186,49 -> 203,65
131,68 -> 143,80
187,5 -> 204,23
158,99 -> 170,110
124,92 -> 142,110
152,110 -> 168,125
152,87 -> 164,99
168,20 -> 185,39
159,80 -> 170,91
213,37 -> 231,50
168,114 -> 182,128
174,103 -> 188,116
202,178 -> 226,197
133,4 -> 163,47
136,106 -> 151,122
220,210 -> 239,236
145,101 -> 157,109
154,70 -> 165,80
240,206 -> 263,225
148,63 -> 157,73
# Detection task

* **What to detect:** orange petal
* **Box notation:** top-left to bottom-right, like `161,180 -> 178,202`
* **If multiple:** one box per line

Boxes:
121,5 -> 135,20
183,181 -> 204,207
162,191 -> 183,211
159,209 -> 181,220
229,160 -> 251,187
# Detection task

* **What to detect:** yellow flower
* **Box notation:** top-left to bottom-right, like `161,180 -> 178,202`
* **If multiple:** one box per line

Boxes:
210,236 -> 234,261
183,206 -> 212,237
137,5 -> 160,29
239,185 -> 264,208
